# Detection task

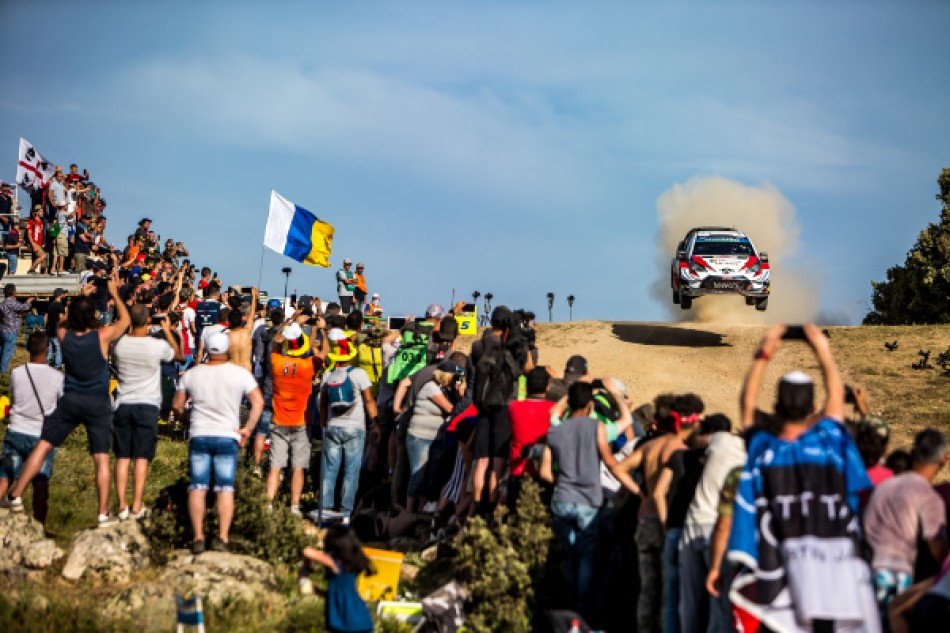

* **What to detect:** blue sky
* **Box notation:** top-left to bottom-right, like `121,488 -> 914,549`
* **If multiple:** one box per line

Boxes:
2,1 -> 947,323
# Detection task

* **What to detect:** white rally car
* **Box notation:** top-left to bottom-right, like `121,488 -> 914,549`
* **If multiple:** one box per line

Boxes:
670,227 -> 770,311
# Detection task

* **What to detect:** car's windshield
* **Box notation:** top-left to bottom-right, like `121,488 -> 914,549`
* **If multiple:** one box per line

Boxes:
692,239 -> 754,257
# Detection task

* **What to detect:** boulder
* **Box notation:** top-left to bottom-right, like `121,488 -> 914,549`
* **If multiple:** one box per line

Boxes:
106,550 -> 284,632
0,511 -> 64,577
62,520 -> 151,582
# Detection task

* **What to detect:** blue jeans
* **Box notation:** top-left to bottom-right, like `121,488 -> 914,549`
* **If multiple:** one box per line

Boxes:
0,331 -> 17,373
321,426 -> 365,516
4,253 -> 17,276
551,501 -> 601,614
188,436 -> 239,493
663,527 -> 684,633
406,434 -> 433,499
47,338 -> 62,369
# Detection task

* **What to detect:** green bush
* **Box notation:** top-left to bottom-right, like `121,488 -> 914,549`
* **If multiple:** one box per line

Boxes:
453,479 -> 555,633
0,589 -> 132,633
144,464 -> 311,568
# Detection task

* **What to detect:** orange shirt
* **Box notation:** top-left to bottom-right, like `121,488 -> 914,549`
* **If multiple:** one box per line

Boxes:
354,273 -> 367,293
271,352 -> 316,426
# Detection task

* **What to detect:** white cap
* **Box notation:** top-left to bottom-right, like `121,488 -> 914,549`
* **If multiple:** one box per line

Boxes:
206,331 -> 230,355
282,323 -> 303,340
372,293 -> 379,298
780,371 -> 813,385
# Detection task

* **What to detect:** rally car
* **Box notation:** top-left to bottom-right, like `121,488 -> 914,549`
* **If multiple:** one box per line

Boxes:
670,227 -> 770,311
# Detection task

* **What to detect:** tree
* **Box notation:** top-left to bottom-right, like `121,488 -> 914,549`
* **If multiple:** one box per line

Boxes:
864,169 -> 950,325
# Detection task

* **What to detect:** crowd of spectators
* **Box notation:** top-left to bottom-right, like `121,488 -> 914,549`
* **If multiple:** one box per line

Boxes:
0,183 -> 945,630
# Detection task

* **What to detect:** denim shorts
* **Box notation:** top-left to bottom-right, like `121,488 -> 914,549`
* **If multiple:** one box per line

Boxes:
0,430 -> 57,483
255,406 -> 272,437
189,436 -> 239,493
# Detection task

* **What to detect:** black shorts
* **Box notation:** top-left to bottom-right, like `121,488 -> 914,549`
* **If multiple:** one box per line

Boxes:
474,408 -> 512,460
40,392 -> 113,454
112,403 -> 160,460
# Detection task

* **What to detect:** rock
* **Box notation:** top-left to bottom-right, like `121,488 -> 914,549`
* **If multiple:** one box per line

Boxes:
0,511 -> 64,577
62,520 -> 151,582
106,550 -> 284,632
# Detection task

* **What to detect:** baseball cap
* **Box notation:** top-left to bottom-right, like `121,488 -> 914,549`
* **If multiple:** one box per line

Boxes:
371,293 -> 379,299
563,355 -> 588,383
206,331 -> 230,355
425,304 -> 445,319
436,360 -> 464,375
266,298 -> 282,310
343,258 -> 352,265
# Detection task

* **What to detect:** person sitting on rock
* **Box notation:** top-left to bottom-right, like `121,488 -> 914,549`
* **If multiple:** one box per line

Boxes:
172,331 -> 264,554
0,332 -> 64,524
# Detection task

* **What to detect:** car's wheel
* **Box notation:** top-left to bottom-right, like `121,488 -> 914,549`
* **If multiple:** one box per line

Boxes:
673,290 -> 680,305
680,295 -> 692,310
745,296 -> 755,306
755,297 -> 768,311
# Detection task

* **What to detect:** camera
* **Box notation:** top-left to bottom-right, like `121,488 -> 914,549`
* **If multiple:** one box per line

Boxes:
844,384 -> 856,405
511,309 -> 537,350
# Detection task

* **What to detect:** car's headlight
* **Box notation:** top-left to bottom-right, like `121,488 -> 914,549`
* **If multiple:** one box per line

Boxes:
689,262 -> 705,274
747,263 -> 761,274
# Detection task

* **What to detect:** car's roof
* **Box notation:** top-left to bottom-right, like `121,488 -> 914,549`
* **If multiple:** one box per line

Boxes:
692,229 -> 748,239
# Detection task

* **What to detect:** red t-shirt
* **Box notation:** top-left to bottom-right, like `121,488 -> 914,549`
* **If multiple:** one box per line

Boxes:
867,463 -> 894,487
508,398 -> 554,477
26,219 -> 44,246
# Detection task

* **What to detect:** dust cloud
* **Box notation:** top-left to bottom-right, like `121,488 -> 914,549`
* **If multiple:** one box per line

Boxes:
652,176 -> 819,324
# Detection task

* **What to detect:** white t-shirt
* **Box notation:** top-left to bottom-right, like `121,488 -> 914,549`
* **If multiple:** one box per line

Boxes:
113,335 -> 175,408
320,366 -> 372,430
179,362 -> 259,440
180,306 -> 196,354
9,364 -> 64,436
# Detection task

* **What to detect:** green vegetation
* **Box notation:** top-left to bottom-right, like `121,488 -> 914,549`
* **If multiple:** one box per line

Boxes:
866,168 -> 950,325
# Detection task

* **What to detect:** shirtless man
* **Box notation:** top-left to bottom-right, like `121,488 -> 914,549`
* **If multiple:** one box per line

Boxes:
610,393 -> 703,633
228,287 -> 258,372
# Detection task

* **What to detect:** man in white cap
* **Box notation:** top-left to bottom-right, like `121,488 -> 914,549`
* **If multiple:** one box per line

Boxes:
364,292 -> 384,317
336,258 -> 355,313
319,328 -> 377,525
173,330 -> 264,554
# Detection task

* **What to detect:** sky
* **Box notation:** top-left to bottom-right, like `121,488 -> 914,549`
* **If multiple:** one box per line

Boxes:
2,1 -> 948,323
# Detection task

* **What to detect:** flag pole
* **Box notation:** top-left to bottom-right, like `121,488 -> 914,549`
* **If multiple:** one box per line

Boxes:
257,190 -> 273,290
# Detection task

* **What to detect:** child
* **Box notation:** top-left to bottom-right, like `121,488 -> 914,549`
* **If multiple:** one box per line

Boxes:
302,525 -> 375,633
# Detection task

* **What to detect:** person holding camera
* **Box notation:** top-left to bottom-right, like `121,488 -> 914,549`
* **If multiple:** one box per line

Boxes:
112,304 -> 183,521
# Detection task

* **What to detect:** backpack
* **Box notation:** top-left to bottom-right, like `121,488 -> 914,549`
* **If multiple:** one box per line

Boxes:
385,321 -> 431,385
194,301 -> 221,339
473,336 -> 520,412
325,367 -> 358,414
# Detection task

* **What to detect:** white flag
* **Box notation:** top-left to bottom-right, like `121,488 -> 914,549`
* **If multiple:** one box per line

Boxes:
16,138 -> 55,193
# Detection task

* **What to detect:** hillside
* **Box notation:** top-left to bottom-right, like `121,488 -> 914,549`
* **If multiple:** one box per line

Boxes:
525,321 -> 950,449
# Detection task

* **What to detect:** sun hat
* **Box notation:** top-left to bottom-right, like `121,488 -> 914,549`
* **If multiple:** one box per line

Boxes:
366,323 -> 388,341
281,322 -> 310,357
343,258 -> 352,265
206,331 -> 230,355
327,328 -> 357,362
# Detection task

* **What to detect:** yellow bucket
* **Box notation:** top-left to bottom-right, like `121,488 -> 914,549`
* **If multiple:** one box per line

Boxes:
0,395 -> 10,419
356,547 -> 404,602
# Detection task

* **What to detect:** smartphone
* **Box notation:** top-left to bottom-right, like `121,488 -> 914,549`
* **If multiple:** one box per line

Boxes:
388,316 -> 407,331
844,384 -> 856,404
151,314 -> 167,325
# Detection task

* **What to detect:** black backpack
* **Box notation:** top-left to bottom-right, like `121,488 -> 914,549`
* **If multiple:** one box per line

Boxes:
473,336 -> 519,412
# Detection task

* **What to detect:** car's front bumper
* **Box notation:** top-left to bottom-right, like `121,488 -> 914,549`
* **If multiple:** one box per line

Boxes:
679,275 -> 770,298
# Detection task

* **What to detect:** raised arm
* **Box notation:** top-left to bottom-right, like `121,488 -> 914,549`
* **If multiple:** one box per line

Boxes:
160,317 -> 185,363
598,423 -> 640,495
102,276 -> 130,345
741,324 -> 785,429
805,324 -> 844,421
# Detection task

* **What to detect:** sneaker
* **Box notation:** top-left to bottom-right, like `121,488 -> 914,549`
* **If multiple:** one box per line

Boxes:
191,539 -> 206,555
341,515 -> 350,527
118,507 -> 130,521
97,514 -> 119,528
27,270 -> 37,275
211,538 -> 229,553
422,501 -> 438,513
290,505 -> 303,518
298,576 -> 314,596
0,495 -> 24,513
131,508 -> 149,521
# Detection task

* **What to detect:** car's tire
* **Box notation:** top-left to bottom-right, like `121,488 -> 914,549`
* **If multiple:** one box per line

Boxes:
673,290 -> 680,305
755,297 -> 768,311
680,295 -> 692,310
745,296 -> 755,306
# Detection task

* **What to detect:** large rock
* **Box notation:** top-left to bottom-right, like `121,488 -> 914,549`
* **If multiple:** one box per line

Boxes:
62,520 -> 151,582
106,550 -> 283,632
0,511 -> 64,578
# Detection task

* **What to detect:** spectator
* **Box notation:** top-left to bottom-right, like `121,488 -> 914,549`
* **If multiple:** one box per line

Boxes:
353,263 -> 368,311
172,331 -> 263,553
65,163 -> 86,184
319,328 -> 377,525
864,428 -> 948,618
336,258 -> 355,313
49,197 -> 72,276
855,417 -> 894,486
72,216 -> 93,274
541,379 -> 639,617
48,171 -> 67,219
356,323 -> 386,399
227,287 -> 258,372
250,305 -> 286,473
0,182 -> 12,232
364,292 -> 383,317
0,332 -> 63,524
26,205 -> 46,274
727,324 -> 878,632
507,367 -> 554,511
301,526 -> 375,632
0,284 -> 33,373
2,219 -> 20,277
886,449 -> 913,475
679,416 -> 745,633
112,305 -> 182,521
266,323 -> 321,516
134,218 -> 151,242
2,276 -> 130,527
45,288 -> 66,369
